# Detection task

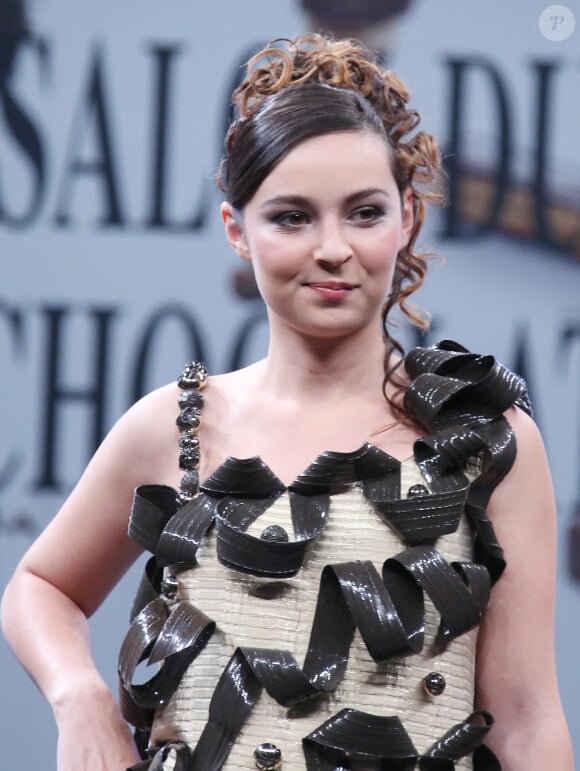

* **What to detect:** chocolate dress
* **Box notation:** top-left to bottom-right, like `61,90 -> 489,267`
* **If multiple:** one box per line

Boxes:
118,340 -> 531,771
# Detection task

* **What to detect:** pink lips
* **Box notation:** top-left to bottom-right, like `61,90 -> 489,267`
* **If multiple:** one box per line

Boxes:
306,281 -> 358,300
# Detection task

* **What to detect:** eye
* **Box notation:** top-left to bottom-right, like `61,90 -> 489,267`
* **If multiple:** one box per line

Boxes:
273,211 -> 310,228
350,205 -> 385,225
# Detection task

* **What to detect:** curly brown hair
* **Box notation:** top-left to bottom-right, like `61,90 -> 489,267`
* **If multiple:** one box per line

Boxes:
218,34 -> 445,416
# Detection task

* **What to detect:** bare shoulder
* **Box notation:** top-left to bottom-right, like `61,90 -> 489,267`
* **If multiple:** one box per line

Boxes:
506,402 -> 545,452
121,379 -> 181,429
489,404 -> 553,518
122,381 -> 182,468
88,380 -> 182,489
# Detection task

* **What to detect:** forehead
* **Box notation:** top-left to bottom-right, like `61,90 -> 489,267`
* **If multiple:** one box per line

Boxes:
252,130 -> 396,201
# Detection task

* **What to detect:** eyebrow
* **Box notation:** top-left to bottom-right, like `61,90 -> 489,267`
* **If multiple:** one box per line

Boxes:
260,188 -> 392,210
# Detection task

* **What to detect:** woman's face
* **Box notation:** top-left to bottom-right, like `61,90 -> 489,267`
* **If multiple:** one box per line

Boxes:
222,130 -> 413,341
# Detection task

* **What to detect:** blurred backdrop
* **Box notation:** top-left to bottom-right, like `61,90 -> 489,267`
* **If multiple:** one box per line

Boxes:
1,0 -> 578,766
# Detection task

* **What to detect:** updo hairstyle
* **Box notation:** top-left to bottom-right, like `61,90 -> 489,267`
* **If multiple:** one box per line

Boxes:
218,34 -> 444,408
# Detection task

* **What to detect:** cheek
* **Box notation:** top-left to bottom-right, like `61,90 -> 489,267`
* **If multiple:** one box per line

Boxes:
367,233 -> 401,274
247,249 -> 291,295
250,235 -> 304,277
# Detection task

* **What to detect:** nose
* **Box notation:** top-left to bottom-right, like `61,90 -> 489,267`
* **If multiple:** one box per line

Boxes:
312,219 -> 352,267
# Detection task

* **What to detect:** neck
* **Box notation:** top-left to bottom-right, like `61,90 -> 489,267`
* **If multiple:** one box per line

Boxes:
259,319 -> 391,402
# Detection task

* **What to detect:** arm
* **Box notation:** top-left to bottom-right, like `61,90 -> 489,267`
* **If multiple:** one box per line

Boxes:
475,407 -> 574,770
1,384 -> 180,771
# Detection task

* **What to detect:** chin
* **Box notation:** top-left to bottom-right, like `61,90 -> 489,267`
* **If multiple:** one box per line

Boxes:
293,320 -> 373,341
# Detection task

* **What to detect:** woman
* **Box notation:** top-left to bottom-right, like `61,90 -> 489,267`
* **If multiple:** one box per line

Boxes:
1,34 -> 573,771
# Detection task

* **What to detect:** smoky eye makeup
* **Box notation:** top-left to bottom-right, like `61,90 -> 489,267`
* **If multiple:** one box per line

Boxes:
350,204 -> 386,222
270,210 -> 311,227
259,188 -> 392,228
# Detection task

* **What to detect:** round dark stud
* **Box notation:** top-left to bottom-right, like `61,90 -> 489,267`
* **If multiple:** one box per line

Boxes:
423,671 -> 446,696
260,525 -> 289,543
254,742 -> 282,770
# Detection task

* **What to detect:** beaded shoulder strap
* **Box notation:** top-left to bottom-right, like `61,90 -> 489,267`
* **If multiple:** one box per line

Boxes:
176,361 -> 208,506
